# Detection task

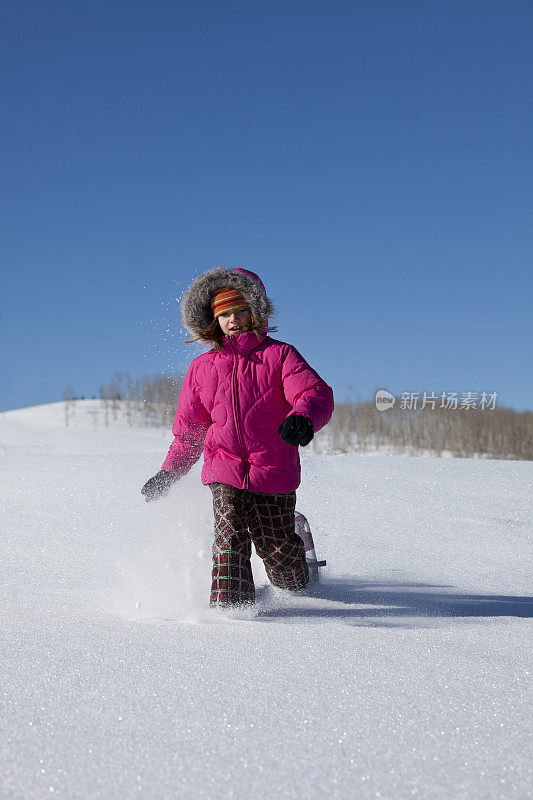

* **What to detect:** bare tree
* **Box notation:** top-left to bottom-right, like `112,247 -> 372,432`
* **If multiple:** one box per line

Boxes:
62,386 -> 76,427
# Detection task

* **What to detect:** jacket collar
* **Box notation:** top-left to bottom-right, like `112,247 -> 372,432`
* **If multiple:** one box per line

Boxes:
221,330 -> 267,357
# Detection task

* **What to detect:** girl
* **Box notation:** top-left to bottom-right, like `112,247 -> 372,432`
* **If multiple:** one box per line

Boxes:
141,267 -> 334,607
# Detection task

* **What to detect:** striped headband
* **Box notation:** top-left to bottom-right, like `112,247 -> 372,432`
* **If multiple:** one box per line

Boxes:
210,288 -> 249,318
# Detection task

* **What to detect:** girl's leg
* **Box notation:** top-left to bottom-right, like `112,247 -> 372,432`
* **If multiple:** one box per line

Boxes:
209,483 -> 255,606
247,491 -> 309,591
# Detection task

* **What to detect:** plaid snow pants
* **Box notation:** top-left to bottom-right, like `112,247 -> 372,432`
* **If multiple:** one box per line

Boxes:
209,483 -> 309,606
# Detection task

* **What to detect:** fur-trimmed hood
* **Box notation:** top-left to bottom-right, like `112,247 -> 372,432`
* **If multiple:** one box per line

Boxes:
181,267 -> 275,342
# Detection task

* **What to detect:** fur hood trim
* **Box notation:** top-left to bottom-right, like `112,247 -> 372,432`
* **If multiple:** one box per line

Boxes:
182,267 -> 275,341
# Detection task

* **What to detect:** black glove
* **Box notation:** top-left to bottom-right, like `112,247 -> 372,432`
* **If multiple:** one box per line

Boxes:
141,470 -> 180,502
277,414 -> 314,447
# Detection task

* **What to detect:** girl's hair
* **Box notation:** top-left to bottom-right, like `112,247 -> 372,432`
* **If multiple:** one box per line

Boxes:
185,312 -> 277,351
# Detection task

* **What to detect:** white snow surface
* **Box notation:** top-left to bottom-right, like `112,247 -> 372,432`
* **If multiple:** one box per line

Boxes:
1,401 -> 531,800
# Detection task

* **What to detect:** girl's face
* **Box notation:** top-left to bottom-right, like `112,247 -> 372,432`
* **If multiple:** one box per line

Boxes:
218,308 -> 252,336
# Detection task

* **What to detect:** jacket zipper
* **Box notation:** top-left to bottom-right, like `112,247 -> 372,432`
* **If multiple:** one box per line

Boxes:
230,338 -> 250,490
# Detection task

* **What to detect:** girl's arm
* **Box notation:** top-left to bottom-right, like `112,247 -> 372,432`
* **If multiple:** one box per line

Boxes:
161,362 -> 212,475
281,346 -> 334,433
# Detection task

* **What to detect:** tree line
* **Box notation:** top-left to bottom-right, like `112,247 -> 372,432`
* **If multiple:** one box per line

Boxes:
63,372 -> 183,429
319,399 -> 533,460
64,374 -> 532,461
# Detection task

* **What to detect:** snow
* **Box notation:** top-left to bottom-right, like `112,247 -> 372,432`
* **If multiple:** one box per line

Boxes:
1,401 -> 531,799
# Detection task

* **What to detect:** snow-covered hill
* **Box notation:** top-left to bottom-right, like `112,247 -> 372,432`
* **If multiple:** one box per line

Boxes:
1,403 -> 531,799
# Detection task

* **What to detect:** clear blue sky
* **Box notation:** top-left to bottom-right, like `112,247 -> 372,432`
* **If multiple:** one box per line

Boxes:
2,0 -> 532,412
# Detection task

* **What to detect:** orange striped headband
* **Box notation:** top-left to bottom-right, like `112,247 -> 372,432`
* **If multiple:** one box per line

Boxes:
210,288 -> 249,318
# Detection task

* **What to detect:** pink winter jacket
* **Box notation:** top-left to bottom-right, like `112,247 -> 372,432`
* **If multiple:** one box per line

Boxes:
161,331 -> 334,494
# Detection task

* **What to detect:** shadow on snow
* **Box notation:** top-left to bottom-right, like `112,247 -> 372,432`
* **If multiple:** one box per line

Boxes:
256,578 -> 533,623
